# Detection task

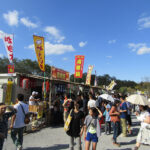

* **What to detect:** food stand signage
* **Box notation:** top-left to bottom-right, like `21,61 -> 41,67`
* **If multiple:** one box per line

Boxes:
74,55 -> 85,78
51,67 -> 70,81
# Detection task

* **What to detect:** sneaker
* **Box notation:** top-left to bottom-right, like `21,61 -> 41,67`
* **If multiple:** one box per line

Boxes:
120,134 -> 126,137
113,142 -> 120,147
17,145 -> 22,150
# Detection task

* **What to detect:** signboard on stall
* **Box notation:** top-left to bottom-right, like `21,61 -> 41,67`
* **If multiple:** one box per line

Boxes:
74,55 -> 85,78
51,66 -> 70,81
8,64 -> 14,74
86,65 -> 94,85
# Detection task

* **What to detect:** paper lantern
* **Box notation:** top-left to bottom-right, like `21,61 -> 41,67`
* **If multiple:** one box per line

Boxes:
22,78 -> 30,89
42,81 -> 50,92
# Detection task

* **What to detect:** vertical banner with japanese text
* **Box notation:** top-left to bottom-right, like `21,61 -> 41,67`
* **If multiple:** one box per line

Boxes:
86,65 -> 93,85
8,64 -> 14,74
33,35 -> 45,72
106,80 -> 117,91
2,34 -> 13,63
74,55 -> 85,78
5,80 -> 13,105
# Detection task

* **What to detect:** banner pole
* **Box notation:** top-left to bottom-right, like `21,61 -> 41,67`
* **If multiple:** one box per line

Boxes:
44,72 -> 46,101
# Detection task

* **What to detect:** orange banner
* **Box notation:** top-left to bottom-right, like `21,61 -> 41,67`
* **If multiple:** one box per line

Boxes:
74,55 -> 85,78
33,35 -> 45,72
86,65 -> 93,85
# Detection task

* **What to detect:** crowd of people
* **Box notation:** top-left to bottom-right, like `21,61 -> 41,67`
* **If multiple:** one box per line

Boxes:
0,91 -> 150,150
62,92 -> 150,150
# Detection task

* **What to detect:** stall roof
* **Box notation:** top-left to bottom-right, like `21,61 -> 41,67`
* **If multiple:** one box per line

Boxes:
0,72 -> 101,89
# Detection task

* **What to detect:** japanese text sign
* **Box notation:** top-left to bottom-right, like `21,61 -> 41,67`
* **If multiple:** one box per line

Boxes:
51,67 -> 70,81
74,55 -> 85,78
2,34 -> 13,63
86,65 -> 93,85
33,35 -> 45,72
8,64 -> 14,74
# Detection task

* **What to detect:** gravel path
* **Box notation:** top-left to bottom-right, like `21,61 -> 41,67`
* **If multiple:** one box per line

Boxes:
3,116 -> 150,150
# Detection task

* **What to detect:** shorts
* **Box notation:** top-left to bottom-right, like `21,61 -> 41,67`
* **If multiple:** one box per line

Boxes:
86,132 -> 98,143
126,115 -> 132,126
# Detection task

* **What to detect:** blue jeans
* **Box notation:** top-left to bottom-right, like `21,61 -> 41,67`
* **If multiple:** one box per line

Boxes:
112,121 -> 121,143
11,127 -> 24,147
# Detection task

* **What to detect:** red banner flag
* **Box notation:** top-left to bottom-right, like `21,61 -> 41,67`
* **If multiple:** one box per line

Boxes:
74,55 -> 85,78
8,64 -> 14,74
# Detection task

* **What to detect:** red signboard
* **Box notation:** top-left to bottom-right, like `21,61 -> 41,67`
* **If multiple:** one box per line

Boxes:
51,67 -> 70,81
8,64 -> 14,74
74,55 -> 85,78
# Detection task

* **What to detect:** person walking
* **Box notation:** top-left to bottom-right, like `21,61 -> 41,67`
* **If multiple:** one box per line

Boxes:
126,101 -> 132,135
84,107 -> 102,150
103,102 -> 111,135
10,94 -> 29,150
0,103 -> 16,150
63,94 -> 71,123
109,100 -> 121,147
120,95 -> 128,137
67,101 -> 84,150
87,94 -> 96,109
134,105 -> 150,150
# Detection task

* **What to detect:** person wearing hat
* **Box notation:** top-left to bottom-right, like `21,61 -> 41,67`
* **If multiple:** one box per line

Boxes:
29,91 -> 40,106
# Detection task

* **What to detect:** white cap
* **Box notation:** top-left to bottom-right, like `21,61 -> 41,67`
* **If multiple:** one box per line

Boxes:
32,91 -> 36,95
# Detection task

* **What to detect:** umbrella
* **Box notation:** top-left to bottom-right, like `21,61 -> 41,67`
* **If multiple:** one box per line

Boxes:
126,94 -> 149,106
100,94 -> 114,102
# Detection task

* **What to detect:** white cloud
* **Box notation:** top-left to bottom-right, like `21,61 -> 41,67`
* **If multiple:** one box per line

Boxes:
3,10 -> 19,26
26,41 -> 75,55
20,17 -> 38,28
106,56 -> 112,58
108,40 -> 116,44
0,30 -> 4,39
128,43 -> 150,55
0,54 -> 4,58
138,16 -> 150,29
44,26 -> 65,43
137,46 -> 150,55
128,43 -> 146,52
79,41 -> 87,47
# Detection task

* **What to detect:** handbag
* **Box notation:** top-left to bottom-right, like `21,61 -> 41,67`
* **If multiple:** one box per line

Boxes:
64,109 -> 73,132
20,104 -> 30,124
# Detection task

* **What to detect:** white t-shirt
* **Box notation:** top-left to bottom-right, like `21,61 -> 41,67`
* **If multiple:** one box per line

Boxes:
88,99 -> 96,108
29,95 -> 36,105
13,102 -> 29,128
137,111 -> 150,128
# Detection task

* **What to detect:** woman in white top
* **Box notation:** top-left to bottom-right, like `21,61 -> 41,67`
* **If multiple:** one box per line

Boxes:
134,105 -> 150,150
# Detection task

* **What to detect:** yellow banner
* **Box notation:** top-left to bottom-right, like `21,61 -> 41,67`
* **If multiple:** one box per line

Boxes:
5,81 -> 13,105
107,80 -> 117,91
86,65 -> 93,85
33,35 -> 45,72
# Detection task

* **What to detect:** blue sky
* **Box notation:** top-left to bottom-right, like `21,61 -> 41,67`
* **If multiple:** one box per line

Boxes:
0,0 -> 150,82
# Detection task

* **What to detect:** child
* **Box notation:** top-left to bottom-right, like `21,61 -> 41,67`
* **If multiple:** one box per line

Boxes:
84,107 -> 102,150
0,103 -> 16,150
103,102 -> 111,135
